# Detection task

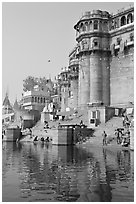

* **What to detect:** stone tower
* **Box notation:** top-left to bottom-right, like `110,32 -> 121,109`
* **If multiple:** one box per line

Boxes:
68,46 -> 79,110
74,10 -> 111,108
58,68 -> 70,112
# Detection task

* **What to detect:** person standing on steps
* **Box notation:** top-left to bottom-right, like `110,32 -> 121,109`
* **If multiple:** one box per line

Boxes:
102,131 -> 107,146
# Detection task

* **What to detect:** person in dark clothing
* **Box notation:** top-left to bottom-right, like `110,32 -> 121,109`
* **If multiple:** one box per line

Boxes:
34,136 -> 38,141
41,137 -> 44,142
46,136 -> 50,142
2,129 -> 5,140
102,131 -> 107,146
80,120 -> 83,126
117,130 -> 121,144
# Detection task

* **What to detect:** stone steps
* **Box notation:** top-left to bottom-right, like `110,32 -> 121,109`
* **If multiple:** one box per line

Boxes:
88,117 -> 124,145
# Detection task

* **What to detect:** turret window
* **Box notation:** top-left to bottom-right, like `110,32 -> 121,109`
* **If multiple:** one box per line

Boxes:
88,21 -> 92,30
85,22 -> 88,31
127,13 -> 133,24
80,23 -> 84,32
82,24 -> 86,32
121,16 -> 126,26
94,20 -> 98,30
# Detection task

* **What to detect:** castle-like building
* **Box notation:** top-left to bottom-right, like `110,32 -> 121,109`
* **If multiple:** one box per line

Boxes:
2,6 -> 134,125
57,6 -> 134,123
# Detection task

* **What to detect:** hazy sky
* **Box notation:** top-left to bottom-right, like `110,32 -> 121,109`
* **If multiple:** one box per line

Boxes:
2,1 -> 134,103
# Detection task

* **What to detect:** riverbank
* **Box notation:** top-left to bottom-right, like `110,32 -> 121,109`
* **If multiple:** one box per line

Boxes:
19,116 -> 129,148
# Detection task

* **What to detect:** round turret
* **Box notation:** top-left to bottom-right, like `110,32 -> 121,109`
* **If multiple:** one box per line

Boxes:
74,10 -> 111,108
74,10 -> 110,43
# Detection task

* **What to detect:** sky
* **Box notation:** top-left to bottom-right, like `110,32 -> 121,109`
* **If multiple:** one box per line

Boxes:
2,1 -> 134,103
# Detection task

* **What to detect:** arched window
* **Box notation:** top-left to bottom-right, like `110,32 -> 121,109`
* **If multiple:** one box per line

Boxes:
127,13 -> 133,24
88,20 -> 92,31
99,21 -> 102,31
85,22 -> 88,31
41,97 -> 43,103
82,23 -> 86,31
44,98 -> 45,103
80,23 -> 83,32
121,16 -> 126,26
38,97 -> 40,103
35,97 -> 37,102
94,20 -> 98,30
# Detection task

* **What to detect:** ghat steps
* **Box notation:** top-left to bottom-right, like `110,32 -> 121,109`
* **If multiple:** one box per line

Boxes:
32,115 -> 123,143
89,117 -> 124,145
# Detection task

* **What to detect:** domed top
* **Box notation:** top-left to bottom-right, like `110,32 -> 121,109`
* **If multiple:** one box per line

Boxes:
80,9 -> 110,21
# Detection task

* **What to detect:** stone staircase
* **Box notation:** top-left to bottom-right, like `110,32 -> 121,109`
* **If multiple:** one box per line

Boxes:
29,114 -> 124,146
88,116 -> 124,145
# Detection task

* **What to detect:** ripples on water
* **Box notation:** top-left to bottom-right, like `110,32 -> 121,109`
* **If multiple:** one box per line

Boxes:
2,142 -> 134,202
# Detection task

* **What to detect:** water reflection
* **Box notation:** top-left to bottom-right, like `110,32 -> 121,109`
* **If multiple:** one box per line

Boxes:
2,142 -> 134,202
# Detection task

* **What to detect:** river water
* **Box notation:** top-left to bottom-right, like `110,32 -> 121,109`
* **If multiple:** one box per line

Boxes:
2,142 -> 134,202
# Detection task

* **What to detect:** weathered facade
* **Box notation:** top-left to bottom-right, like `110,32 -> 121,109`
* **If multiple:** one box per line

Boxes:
22,85 -> 51,112
68,48 -> 79,110
109,8 -> 134,106
59,6 -> 134,116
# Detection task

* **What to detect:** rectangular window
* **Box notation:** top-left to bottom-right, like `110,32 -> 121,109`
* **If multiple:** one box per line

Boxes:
92,111 -> 96,118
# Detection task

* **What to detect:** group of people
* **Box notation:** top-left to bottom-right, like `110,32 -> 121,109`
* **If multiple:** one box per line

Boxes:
33,135 -> 52,143
102,128 -> 130,147
122,115 -> 130,128
115,128 -> 130,146
44,121 -> 50,129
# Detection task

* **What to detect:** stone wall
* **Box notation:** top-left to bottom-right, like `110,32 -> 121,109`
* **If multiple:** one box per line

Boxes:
60,85 -> 69,112
110,45 -> 134,106
78,55 -> 90,108
68,79 -> 78,109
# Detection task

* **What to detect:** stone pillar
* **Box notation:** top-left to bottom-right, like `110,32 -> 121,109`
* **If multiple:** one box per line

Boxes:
70,79 -> 78,109
78,55 -> 90,108
61,85 -> 69,112
90,52 -> 102,104
101,52 -> 110,105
